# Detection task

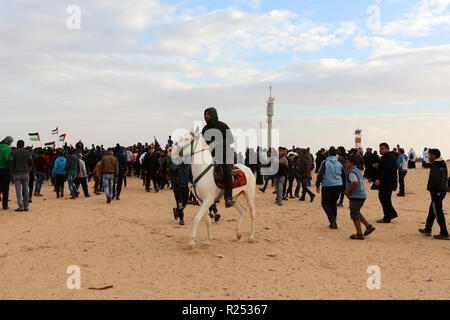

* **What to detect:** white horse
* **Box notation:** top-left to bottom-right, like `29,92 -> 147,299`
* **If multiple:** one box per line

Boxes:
172,127 -> 256,249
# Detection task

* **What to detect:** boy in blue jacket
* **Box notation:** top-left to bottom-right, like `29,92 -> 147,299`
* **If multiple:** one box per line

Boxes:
344,156 -> 376,240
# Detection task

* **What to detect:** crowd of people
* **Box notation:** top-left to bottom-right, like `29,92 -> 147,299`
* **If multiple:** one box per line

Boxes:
0,134 -> 448,240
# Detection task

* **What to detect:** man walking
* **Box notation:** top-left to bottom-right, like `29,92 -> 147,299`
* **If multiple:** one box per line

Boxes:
74,153 -> 90,198
34,149 -> 48,197
419,149 -> 449,240
9,140 -> 34,212
142,147 -> 160,193
99,148 -> 119,204
374,143 -> 399,223
316,147 -> 344,229
0,136 -> 13,210
65,150 -> 80,199
397,148 -> 408,197
298,149 -> 315,202
274,147 -> 288,206
113,144 -> 127,200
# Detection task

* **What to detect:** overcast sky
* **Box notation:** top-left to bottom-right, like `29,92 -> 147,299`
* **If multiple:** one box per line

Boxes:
1,0 -> 450,157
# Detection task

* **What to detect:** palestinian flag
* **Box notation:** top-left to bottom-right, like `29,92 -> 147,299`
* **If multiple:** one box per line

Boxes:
52,127 -> 58,135
45,141 -> 55,149
59,134 -> 66,142
29,132 -> 40,142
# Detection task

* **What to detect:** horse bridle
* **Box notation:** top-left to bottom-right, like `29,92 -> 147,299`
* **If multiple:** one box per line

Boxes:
174,133 -> 210,157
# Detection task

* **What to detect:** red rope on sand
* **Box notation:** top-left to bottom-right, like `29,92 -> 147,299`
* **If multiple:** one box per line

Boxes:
88,285 -> 113,290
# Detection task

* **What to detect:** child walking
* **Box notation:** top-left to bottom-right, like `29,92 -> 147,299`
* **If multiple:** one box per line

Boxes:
344,156 -> 376,240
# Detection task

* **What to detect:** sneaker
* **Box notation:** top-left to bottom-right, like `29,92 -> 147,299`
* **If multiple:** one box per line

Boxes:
433,234 -> 449,240
24,208 -> 29,212
418,228 -> 432,236
214,214 -> 221,222
396,193 -> 405,197
107,196 -> 112,204
115,196 -> 120,200
310,195 -> 316,203
179,220 -> 185,225
259,188 -> 266,193
282,197 -> 288,201
298,198 -> 305,202
173,208 -> 179,220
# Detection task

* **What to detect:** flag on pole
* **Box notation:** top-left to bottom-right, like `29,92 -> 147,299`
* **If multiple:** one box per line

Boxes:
59,134 -> 67,142
45,141 -> 55,148
52,127 -> 58,135
154,136 -> 160,150
29,133 -> 40,142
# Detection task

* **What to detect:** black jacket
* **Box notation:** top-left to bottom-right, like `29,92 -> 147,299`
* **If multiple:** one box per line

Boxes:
427,159 -> 448,193
201,107 -> 234,164
142,153 -> 160,173
375,151 -> 398,191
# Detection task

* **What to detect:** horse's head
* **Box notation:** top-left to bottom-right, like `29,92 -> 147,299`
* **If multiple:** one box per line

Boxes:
171,127 -> 210,165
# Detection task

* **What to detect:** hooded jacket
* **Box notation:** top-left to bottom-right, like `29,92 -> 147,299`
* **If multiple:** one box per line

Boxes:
0,143 -> 12,169
201,107 -> 234,164
427,158 -> 448,193
52,156 -> 67,175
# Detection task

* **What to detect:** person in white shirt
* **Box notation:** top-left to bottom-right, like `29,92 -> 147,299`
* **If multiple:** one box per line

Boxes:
408,148 -> 416,169
423,148 -> 430,168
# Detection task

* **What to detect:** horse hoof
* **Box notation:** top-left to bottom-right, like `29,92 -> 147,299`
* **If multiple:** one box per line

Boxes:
202,240 -> 210,246
187,242 -> 195,250
236,234 -> 242,240
248,237 -> 255,243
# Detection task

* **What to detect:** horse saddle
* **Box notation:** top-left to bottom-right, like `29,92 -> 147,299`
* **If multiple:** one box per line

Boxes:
214,165 -> 247,190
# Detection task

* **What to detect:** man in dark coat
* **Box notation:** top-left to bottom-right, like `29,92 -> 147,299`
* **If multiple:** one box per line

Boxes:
142,147 -> 160,193
201,107 -> 235,207
419,149 -> 449,240
374,143 -> 398,223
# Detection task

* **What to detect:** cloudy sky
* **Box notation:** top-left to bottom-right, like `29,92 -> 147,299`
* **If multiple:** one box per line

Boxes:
1,0 -> 450,157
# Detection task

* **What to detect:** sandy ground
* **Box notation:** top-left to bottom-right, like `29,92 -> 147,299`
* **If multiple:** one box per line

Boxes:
0,167 -> 449,300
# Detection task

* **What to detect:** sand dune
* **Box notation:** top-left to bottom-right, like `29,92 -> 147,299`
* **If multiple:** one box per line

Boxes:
0,167 -> 449,300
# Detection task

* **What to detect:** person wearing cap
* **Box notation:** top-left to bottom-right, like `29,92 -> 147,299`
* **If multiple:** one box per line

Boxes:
0,136 -> 13,210
419,149 -> 449,240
